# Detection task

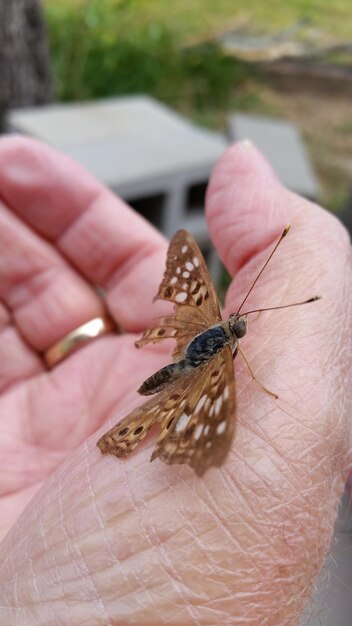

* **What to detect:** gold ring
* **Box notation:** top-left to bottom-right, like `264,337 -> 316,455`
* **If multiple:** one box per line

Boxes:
44,316 -> 116,368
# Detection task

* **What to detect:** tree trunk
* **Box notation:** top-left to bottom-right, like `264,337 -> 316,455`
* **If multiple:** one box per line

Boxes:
0,0 -> 53,130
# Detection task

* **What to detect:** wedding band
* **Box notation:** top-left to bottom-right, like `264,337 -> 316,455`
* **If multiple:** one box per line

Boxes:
44,316 -> 116,368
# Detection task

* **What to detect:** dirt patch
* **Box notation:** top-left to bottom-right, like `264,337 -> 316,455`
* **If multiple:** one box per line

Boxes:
252,82 -> 352,213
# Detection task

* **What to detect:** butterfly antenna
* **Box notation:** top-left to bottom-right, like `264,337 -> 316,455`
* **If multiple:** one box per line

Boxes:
237,224 -> 291,315
242,295 -> 321,316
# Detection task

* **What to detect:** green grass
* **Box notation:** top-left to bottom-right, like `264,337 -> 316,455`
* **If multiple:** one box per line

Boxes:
44,0 -> 352,41
43,0 -> 352,110
44,1 -> 252,111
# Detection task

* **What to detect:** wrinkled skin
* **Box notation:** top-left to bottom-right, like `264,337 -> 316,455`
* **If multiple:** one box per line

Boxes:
0,136 -> 351,625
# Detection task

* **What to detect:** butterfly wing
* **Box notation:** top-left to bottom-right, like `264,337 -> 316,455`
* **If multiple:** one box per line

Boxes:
97,367 -> 206,459
152,345 -> 236,476
136,230 -> 222,361
97,400 -> 161,458
97,345 -> 235,475
99,230 -> 235,474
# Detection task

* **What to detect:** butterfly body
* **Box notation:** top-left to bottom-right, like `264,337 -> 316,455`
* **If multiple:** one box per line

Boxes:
139,322 -> 238,396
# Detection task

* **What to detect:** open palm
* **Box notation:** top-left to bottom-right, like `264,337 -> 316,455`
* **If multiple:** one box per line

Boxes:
0,136 -> 173,540
0,136 -> 351,626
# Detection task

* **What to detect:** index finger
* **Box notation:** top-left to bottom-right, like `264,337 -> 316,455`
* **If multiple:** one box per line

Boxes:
0,136 -> 167,331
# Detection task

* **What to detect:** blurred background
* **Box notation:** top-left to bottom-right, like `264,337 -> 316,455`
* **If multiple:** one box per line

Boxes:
2,0 -> 352,214
1,1 -> 351,624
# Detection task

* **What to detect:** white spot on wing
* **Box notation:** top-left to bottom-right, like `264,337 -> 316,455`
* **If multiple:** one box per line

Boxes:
181,245 -> 188,253
170,277 -> 177,285
182,271 -> 190,278
185,261 -> 194,271
175,413 -> 190,432
217,420 -> 227,435
204,397 -> 211,411
195,395 -> 207,413
215,396 -> 223,415
182,283 -> 188,290
193,256 -> 199,267
176,267 -> 181,274
175,292 -> 188,303
204,425 -> 210,436
223,386 -> 229,401
194,424 -> 203,440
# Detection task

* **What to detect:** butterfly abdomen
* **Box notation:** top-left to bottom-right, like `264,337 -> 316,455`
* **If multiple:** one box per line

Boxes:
138,360 -> 191,396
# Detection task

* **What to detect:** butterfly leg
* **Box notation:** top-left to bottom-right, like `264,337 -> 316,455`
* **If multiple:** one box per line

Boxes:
237,344 -> 279,400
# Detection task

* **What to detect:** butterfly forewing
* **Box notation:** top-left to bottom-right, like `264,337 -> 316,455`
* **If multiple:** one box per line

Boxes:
152,346 -> 235,476
136,230 -> 222,360
154,230 -> 221,320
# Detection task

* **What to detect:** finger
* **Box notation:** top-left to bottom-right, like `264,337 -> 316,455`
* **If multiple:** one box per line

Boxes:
206,140 -> 351,420
205,142 -> 352,541
0,136 -> 168,331
0,301 -> 42,392
0,199 -> 105,355
206,140 -> 295,275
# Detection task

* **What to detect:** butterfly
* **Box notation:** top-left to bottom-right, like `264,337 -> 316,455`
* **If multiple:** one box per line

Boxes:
97,227 -> 319,476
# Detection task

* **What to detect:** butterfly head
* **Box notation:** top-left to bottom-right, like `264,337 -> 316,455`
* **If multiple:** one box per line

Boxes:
228,313 -> 247,339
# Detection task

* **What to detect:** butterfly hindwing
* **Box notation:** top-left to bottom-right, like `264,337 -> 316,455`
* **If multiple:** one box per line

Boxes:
152,346 -> 235,476
135,315 -> 205,357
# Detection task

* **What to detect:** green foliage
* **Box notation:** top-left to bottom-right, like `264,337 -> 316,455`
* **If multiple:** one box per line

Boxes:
44,0 -> 251,109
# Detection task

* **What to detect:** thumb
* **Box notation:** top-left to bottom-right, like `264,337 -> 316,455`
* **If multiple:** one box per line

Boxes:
206,140 -> 348,314
207,139 -> 286,276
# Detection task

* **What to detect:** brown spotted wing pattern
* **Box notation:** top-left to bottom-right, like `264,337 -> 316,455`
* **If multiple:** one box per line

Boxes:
135,230 -> 222,360
97,230 -> 236,475
152,346 -> 235,475
97,345 -> 235,476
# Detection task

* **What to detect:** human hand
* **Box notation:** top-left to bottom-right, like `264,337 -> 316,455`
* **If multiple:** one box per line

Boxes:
0,136 -> 350,625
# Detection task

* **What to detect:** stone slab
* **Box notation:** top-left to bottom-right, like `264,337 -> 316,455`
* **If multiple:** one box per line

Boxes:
8,96 -> 227,189
228,112 -> 319,199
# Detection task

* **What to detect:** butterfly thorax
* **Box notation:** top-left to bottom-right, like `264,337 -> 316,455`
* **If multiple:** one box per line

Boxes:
185,324 -> 234,367
185,314 -> 248,365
